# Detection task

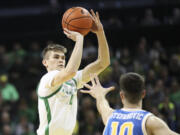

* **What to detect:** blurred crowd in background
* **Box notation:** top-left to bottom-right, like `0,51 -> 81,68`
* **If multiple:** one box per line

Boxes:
0,2 -> 180,135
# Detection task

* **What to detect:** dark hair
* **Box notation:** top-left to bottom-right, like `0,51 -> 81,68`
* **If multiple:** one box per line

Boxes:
120,72 -> 145,104
42,44 -> 67,59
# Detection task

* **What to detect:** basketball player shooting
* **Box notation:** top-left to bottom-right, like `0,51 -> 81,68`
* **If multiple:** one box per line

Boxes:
36,9 -> 110,135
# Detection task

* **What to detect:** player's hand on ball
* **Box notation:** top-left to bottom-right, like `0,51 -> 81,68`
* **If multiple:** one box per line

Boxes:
90,9 -> 104,34
63,28 -> 84,41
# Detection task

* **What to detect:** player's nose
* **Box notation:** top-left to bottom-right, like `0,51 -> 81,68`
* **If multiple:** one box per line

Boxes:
58,60 -> 64,64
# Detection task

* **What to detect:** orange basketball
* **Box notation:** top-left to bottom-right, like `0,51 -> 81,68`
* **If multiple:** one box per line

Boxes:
62,7 -> 93,36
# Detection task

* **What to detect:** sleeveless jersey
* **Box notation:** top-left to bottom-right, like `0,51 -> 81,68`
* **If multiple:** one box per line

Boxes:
37,70 -> 83,135
103,109 -> 152,135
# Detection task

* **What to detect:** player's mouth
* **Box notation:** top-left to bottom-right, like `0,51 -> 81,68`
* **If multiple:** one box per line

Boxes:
58,65 -> 64,68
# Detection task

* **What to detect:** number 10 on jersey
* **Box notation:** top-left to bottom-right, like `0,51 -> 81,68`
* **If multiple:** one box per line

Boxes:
111,122 -> 134,135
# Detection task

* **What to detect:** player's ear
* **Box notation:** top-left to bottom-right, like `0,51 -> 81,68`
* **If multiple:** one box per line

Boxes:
142,90 -> 146,99
120,91 -> 125,104
120,91 -> 124,100
42,59 -> 47,67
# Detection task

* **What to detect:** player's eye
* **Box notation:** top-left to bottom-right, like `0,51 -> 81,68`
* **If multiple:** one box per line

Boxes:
54,55 -> 59,59
61,56 -> 65,60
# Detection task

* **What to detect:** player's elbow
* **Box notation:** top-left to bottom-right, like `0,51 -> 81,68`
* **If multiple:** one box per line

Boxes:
101,55 -> 110,67
106,59 -> 111,67
67,71 -> 76,78
97,60 -> 110,71
101,59 -> 110,69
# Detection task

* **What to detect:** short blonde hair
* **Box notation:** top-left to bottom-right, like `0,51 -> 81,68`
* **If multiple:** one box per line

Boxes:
42,44 -> 67,59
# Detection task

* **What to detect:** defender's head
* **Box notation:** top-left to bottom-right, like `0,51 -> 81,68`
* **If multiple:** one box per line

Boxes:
42,44 -> 67,72
119,72 -> 145,105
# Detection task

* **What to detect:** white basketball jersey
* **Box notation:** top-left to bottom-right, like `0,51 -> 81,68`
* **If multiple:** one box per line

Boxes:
37,70 -> 83,135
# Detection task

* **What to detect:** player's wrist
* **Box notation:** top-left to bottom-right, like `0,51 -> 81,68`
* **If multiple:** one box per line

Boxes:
96,30 -> 104,36
95,94 -> 106,100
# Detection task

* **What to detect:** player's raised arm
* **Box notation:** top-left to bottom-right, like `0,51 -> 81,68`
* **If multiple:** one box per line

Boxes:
81,75 -> 115,125
52,29 -> 84,87
146,115 -> 180,135
81,10 -> 110,83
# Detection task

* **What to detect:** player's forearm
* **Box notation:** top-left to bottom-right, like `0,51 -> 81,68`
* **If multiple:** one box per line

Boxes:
170,131 -> 180,135
96,96 -> 112,125
96,30 -> 110,67
66,36 -> 84,73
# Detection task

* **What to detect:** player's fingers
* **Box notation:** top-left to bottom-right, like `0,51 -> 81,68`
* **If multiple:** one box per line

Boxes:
64,28 -> 70,33
96,12 -> 100,21
90,10 -> 95,21
63,30 -> 68,35
63,31 -> 70,37
107,86 -> 115,92
90,74 -> 96,86
91,15 -> 96,22
91,78 -> 96,86
94,75 -> 100,85
90,9 -> 96,18
80,90 -> 91,94
83,83 -> 91,89
65,29 -> 80,37
66,30 -> 82,37
90,9 -> 97,22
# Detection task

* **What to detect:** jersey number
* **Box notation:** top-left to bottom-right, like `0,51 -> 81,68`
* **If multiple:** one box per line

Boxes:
111,122 -> 134,135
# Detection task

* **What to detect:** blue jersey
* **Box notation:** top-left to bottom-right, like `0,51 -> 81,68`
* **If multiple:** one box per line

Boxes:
103,109 -> 152,135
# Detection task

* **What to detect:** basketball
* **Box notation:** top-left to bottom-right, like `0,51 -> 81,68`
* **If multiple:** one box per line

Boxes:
62,7 -> 93,36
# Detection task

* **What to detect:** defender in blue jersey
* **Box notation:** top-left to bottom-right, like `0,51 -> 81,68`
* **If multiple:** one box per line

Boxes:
103,109 -> 152,135
81,73 -> 179,135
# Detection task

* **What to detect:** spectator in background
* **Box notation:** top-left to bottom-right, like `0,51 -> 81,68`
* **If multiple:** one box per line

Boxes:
169,8 -> 180,24
82,39 -> 97,64
1,124 -> 13,135
17,98 -> 36,124
0,46 -> 11,73
133,60 -> 144,74
159,66 -> 171,88
15,115 -> 35,135
146,69 -> 156,86
0,45 -> 7,73
0,45 -> 6,57
169,79 -> 180,105
28,42 -> 41,59
8,42 -> 27,66
105,16 -> 123,29
149,40 -> 163,61
169,54 -> 180,77
151,58 -> 162,74
135,37 -> 149,72
141,8 -> 160,26
0,111 -> 15,129
0,74 -> 19,102
78,96 -> 95,121
111,59 -> 125,84
8,57 -> 26,96
145,69 -> 156,96
150,79 -> 165,106
158,96 -> 177,130
79,110 -> 101,135
119,48 -> 133,72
